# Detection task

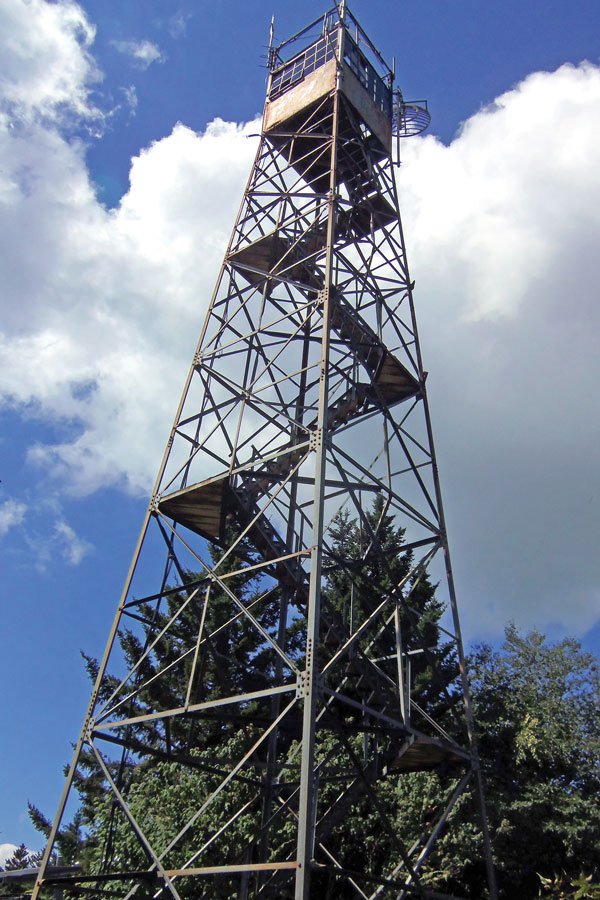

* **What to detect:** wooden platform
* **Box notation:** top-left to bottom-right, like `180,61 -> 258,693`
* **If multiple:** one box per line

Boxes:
391,736 -> 467,773
229,232 -> 323,292
158,478 -> 227,542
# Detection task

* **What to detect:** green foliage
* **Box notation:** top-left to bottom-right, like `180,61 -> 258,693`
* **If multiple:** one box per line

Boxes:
29,532 -> 290,891
28,498 -> 600,899
322,496 -> 457,720
84,734 -> 260,898
471,625 -> 600,897
539,871 -> 600,899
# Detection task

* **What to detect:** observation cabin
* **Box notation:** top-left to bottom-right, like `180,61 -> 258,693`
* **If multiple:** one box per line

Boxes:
264,3 -> 430,171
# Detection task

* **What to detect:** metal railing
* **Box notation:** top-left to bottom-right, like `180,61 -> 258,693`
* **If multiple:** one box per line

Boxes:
269,22 -> 392,123
270,30 -> 339,100
344,33 -> 392,118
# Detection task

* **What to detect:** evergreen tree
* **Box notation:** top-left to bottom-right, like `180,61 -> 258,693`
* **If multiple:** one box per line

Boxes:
0,844 -> 44,900
322,495 -> 456,718
2,843 -> 37,870
30,500 -> 455,892
31,506 -> 600,898
307,497 -> 465,895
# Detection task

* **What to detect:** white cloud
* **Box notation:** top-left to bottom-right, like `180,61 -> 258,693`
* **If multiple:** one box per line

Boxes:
22,513 -> 92,570
0,499 -> 27,536
55,519 -> 91,564
0,0 -> 255,496
0,843 -> 18,867
111,39 -> 165,70
399,63 -> 600,321
122,84 -> 138,115
396,62 -> 600,637
168,10 -> 191,39
0,0 -> 599,639
0,0 -> 100,124
0,116 -> 257,495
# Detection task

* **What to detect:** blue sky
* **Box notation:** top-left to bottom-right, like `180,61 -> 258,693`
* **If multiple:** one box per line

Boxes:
1,0 -> 600,854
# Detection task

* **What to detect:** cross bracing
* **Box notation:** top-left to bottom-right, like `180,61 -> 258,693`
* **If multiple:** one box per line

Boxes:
33,5 -> 497,899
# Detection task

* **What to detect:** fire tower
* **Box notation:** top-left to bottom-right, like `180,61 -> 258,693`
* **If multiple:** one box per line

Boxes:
34,5 -> 497,898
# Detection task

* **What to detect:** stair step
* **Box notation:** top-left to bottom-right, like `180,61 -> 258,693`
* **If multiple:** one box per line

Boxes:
330,293 -> 420,404
229,231 -> 324,292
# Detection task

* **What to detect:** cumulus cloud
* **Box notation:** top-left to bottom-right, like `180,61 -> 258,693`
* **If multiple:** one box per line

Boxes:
0,843 -> 18,867
111,39 -> 165,69
0,0 -> 256,495
0,0 -> 599,639
0,0 -> 100,124
396,62 -> 600,637
0,117 -> 257,494
0,499 -> 27,536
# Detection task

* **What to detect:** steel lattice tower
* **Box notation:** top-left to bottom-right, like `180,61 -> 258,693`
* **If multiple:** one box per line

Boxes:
34,6 -> 497,899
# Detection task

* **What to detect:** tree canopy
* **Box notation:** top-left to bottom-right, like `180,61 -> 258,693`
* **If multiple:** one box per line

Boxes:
28,503 -> 600,898
471,624 -> 600,896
